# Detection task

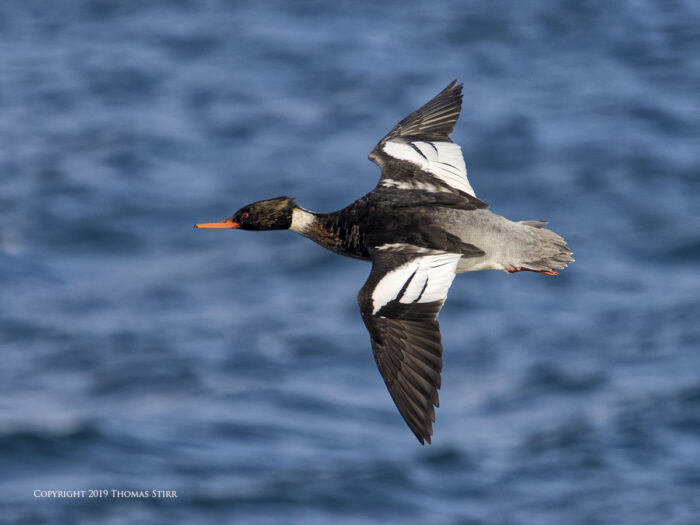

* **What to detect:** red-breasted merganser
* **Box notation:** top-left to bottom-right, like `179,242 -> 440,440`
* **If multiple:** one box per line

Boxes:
196,81 -> 573,444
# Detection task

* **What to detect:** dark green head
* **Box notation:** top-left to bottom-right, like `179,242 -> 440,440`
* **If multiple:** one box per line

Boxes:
196,196 -> 297,231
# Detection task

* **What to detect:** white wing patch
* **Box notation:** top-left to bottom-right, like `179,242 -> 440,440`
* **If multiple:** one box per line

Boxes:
380,179 -> 448,193
375,243 -> 433,253
382,140 -> 475,197
371,253 -> 461,314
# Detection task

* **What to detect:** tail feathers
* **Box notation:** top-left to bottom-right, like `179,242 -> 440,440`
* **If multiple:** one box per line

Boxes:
512,222 -> 574,275
519,220 -> 548,228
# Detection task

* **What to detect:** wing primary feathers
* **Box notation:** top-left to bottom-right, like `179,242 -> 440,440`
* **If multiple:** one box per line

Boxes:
383,80 -> 463,141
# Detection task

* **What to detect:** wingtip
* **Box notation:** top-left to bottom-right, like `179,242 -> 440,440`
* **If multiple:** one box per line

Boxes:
444,80 -> 464,109
411,425 -> 434,445
446,79 -> 463,95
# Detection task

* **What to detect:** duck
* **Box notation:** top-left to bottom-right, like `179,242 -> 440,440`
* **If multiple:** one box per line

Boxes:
196,81 -> 573,444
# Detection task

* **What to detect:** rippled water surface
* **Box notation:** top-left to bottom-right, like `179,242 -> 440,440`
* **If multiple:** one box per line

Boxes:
2,1 -> 700,523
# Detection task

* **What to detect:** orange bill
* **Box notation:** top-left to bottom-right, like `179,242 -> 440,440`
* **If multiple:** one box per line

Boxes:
194,218 -> 240,229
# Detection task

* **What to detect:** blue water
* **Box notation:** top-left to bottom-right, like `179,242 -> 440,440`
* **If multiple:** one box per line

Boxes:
2,1 -> 699,523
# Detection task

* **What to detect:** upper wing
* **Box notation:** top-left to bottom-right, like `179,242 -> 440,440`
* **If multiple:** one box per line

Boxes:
369,81 -> 479,200
357,244 -> 461,444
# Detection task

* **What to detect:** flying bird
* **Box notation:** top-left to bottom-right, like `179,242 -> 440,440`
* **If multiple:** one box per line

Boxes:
196,81 -> 573,444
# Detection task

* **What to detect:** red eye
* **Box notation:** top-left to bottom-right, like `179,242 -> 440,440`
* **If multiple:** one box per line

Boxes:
241,212 -> 249,219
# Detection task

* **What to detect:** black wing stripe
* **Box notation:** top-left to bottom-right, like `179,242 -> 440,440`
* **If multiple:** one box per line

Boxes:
396,269 -> 417,303
415,276 -> 430,303
409,142 -> 428,160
